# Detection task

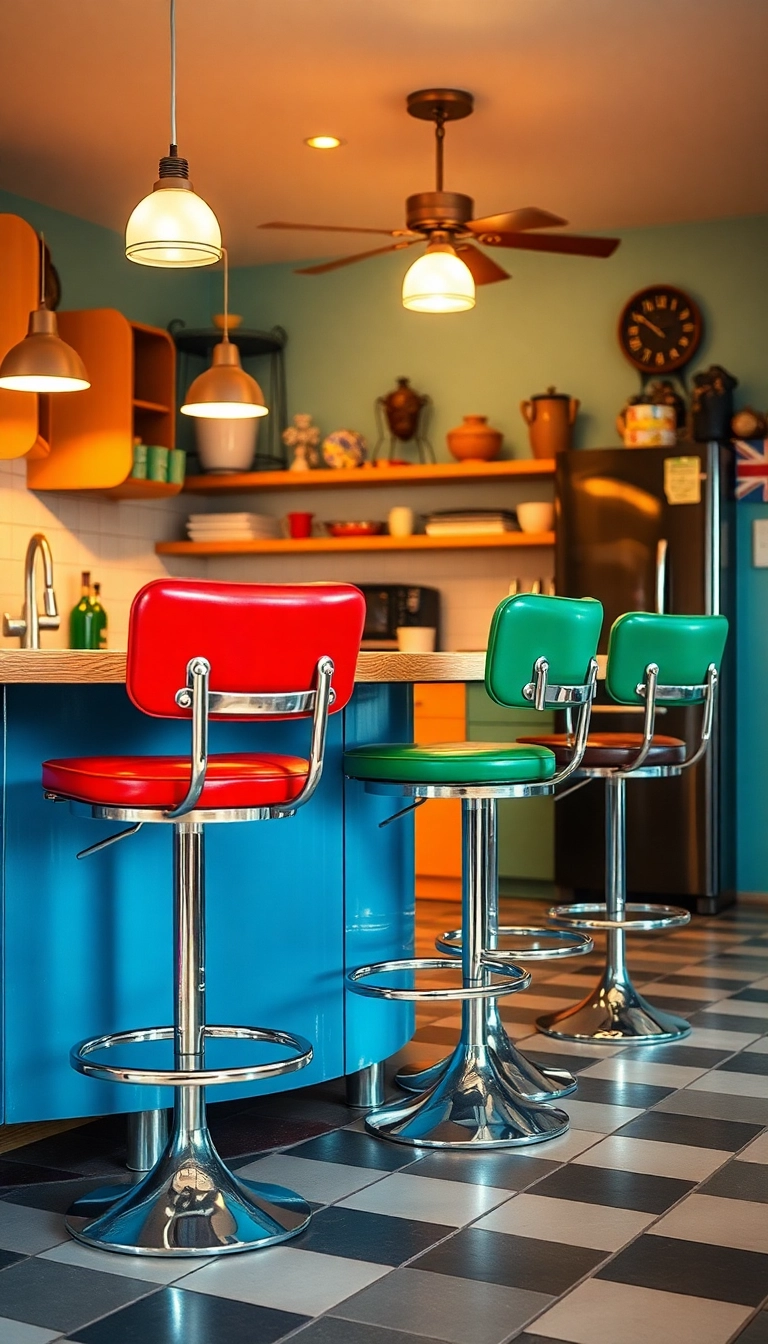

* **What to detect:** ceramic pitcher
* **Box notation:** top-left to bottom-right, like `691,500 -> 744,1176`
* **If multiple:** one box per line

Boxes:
520,387 -> 579,458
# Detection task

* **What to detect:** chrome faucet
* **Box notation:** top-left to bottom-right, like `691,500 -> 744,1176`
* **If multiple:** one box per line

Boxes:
3,533 -> 60,649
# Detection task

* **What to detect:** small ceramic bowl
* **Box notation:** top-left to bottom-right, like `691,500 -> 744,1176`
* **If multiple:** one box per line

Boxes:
325,521 -> 385,537
517,502 -> 555,533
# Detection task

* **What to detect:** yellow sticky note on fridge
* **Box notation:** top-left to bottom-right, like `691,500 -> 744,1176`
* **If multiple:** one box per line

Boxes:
664,455 -> 701,505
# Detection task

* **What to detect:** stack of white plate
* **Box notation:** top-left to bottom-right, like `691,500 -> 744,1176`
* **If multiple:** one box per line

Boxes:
187,512 -> 281,542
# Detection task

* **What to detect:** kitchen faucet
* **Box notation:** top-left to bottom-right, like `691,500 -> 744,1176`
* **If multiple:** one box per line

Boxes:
3,533 -> 60,649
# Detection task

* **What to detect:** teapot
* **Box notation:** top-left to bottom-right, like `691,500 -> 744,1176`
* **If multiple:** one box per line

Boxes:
520,387 -> 579,458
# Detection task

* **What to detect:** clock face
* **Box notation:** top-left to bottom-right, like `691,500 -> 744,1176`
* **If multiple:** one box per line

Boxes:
618,286 -> 703,373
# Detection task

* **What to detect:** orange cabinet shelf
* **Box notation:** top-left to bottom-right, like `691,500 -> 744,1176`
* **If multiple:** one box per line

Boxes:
183,458 -> 555,494
156,531 -> 555,558
27,310 -> 175,494
0,214 -> 41,460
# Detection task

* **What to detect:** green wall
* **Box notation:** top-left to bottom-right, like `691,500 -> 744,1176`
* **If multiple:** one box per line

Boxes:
227,214 -> 768,457
0,187 -> 209,329
229,214 -> 768,893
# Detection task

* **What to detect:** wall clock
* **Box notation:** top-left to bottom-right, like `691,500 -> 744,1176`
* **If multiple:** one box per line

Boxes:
618,285 -> 703,374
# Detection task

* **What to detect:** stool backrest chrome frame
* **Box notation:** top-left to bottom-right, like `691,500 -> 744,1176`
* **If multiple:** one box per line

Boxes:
485,592 -> 604,788
126,579 -> 366,819
605,611 -> 729,777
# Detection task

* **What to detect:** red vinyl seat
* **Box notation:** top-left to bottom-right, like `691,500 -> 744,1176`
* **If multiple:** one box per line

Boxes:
42,753 -> 310,810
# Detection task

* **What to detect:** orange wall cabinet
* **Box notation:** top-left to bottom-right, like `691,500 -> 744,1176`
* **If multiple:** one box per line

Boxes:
0,215 -> 41,460
27,309 -> 177,498
414,682 -> 466,899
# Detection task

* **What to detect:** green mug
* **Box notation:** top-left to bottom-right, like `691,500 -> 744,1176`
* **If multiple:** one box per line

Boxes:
167,449 -> 187,485
146,445 -> 169,482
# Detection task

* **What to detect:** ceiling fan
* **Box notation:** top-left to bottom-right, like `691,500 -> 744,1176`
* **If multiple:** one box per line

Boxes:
260,88 -> 621,311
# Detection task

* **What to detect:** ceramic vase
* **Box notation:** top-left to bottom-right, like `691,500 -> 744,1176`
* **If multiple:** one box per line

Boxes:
520,387 -> 579,458
446,415 -> 502,462
195,418 -> 258,473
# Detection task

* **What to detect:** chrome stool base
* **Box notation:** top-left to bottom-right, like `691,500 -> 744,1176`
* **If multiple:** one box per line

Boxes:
367,1041 -> 569,1149
67,1124 -> 310,1257
538,970 -> 690,1044
395,1001 -> 576,1100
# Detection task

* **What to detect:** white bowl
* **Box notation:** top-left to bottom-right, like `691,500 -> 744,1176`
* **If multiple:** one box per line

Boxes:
517,501 -> 554,534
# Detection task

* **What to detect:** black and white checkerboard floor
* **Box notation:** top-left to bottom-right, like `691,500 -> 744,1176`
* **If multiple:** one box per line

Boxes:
2,897 -> 768,1344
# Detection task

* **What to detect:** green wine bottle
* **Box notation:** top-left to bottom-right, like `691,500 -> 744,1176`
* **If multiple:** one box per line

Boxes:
90,582 -> 108,649
70,571 -> 97,649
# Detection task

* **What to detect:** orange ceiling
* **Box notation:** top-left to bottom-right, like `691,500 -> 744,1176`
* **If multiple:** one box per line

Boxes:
0,0 -> 766,265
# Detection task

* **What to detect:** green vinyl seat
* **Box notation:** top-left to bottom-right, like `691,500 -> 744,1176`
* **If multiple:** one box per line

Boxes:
343,740 -> 556,786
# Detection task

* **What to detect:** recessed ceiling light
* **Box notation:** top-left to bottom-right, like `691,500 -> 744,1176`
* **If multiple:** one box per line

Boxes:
304,135 -> 344,150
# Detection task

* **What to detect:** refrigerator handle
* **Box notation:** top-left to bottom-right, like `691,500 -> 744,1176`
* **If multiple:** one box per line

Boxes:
655,538 -> 668,614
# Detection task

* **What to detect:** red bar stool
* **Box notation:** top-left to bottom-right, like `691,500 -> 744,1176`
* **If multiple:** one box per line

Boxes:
42,579 -> 364,1258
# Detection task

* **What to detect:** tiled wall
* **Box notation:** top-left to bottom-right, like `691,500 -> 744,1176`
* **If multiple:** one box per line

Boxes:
0,459 -> 205,649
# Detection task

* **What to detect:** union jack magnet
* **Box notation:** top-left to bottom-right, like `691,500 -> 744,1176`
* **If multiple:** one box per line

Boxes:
735,439 -> 768,501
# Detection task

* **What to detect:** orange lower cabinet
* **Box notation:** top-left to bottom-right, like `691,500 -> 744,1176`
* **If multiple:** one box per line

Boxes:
414,683 -> 466,896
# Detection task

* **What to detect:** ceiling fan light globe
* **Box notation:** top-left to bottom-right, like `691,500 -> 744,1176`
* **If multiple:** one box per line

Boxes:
402,249 -> 475,313
125,183 -> 222,267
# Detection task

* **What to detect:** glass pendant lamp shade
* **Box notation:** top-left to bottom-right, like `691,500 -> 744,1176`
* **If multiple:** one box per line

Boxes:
181,341 -> 267,418
0,236 -> 90,393
125,0 -> 222,268
125,161 -> 222,268
402,240 -> 475,313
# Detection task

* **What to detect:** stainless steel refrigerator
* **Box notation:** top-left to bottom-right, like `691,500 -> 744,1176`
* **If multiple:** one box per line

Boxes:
554,442 -> 735,915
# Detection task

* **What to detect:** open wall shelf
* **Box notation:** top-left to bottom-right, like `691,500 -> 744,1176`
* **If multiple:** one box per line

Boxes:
182,458 -> 556,494
156,531 -> 555,557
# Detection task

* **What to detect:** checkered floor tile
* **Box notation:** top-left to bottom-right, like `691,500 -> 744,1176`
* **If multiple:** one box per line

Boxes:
2,898 -> 768,1342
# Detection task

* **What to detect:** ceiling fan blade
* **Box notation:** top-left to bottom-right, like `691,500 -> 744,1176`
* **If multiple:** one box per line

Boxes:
455,243 -> 511,285
260,221 -> 406,237
473,229 -> 620,258
469,207 -> 568,233
295,240 -> 421,275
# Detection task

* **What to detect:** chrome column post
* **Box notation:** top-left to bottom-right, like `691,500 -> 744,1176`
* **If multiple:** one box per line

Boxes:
364,796 -> 569,1147
538,774 -> 691,1043
605,777 -> 628,985
396,798 -> 577,1103
126,1111 -> 169,1173
66,821 -> 312,1255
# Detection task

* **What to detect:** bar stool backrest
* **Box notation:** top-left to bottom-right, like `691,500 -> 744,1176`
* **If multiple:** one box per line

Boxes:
485,593 -> 603,709
606,612 -> 728,706
127,579 -> 366,719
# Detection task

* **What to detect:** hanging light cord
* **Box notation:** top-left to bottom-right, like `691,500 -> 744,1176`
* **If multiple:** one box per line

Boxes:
169,0 -> 177,153
222,247 -> 229,343
39,232 -> 45,306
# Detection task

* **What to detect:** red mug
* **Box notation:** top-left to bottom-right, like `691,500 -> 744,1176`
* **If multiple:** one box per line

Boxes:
287,511 -> 314,539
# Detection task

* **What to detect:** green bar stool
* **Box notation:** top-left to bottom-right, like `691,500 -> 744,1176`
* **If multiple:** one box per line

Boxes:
344,593 -> 602,1148
523,611 -> 728,1044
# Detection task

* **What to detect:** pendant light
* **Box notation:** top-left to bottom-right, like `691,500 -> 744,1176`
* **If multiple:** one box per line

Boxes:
402,233 -> 475,314
181,251 -> 268,419
0,234 -> 90,393
125,0 -> 222,267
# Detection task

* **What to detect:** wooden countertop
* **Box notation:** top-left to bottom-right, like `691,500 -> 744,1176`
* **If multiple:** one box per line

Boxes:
0,649 -> 486,685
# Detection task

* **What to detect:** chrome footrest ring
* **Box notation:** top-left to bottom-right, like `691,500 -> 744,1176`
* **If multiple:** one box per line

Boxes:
548,902 -> 691,932
347,956 -> 530,1002
435,926 -> 594,961
70,1024 -> 313,1086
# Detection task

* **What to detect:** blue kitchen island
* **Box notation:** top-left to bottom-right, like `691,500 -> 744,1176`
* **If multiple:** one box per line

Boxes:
0,648 -> 484,1125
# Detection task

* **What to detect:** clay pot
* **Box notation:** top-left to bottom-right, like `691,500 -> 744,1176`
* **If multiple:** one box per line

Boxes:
446,414 -> 502,462
520,387 -> 579,458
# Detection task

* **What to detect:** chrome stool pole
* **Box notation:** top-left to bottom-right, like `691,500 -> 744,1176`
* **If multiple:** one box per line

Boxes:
126,1111 -> 169,1174
395,800 -> 586,1102
361,797 -> 569,1148
67,821 -> 313,1256
538,775 -> 690,1043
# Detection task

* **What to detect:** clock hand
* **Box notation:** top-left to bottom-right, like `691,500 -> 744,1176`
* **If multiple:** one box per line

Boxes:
632,311 -> 665,339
